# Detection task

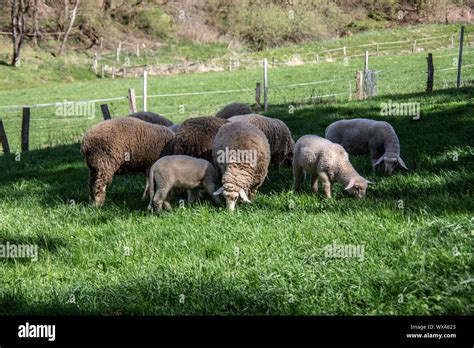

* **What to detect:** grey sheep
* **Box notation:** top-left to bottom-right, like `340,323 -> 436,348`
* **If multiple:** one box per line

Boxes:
166,116 -> 228,163
229,114 -> 295,165
212,122 -> 271,211
146,155 -> 221,213
81,117 -> 174,206
325,118 -> 407,175
293,135 -> 371,199
215,102 -> 253,119
128,111 -> 174,127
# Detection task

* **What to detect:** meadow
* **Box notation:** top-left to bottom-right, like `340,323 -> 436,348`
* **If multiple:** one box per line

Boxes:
0,24 -> 472,315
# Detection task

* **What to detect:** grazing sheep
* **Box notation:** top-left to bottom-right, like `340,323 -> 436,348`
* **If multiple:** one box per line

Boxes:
146,155 -> 221,213
229,114 -> 295,165
128,111 -> 174,127
168,124 -> 181,133
325,118 -> 407,175
81,117 -> 174,206
166,116 -> 228,162
212,122 -> 271,211
293,135 -> 371,199
215,102 -> 253,119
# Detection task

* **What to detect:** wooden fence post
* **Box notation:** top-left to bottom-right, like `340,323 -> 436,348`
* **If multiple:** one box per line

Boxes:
426,53 -> 434,92
136,43 -> 140,57
316,54 -> 320,64
255,82 -> 261,112
21,107 -> 30,152
128,89 -> 137,113
116,41 -> 121,63
364,50 -> 369,74
263,58 -> 268,112
101,65 -> 105,78
111,67 -> 115,79
343,46 -> 346,58
93,53 -> 98,74
457,26 -> 464,88
143,68 -> 148,112
355,71 -> 363,100
450,34 -> 454,49
412,40 -> 417,53
0,119 -> 10,154
376,43 -> 379,56
100,104 -> 111,120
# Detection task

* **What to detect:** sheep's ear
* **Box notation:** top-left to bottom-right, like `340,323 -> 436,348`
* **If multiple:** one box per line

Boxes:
213,187 -> 224,196
397,156 -> 408,170
239,189 -> 251,203
375,156 -> 385,166
345,178 -> 355,190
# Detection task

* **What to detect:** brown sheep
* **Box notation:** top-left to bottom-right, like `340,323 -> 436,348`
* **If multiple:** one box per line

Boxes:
128,111 -> 174,127
212,121 -> 271,211
81,117 -> 174,206
215,102 -> 253,119
166,116 -> 229,163
229,114 -> 295,165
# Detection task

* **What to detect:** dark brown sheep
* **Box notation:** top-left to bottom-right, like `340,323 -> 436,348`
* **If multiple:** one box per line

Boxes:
166,116 -> 229,163
81,117 -> 174,206
215,102 -> 253,119
128,111 -> 174,127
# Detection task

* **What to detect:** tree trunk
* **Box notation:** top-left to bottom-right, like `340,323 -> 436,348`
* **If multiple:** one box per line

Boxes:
11,0 -> 30,67
57,0 -> 79,57
33,0 -> 40,46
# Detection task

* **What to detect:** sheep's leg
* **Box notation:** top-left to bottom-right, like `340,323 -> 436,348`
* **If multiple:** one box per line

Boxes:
88,167 -> 97,203
90,167 -> 114,207
319,172 -> 332,198
203,181 -> 221,206
311,174 -> 319,193
152,185 -> 171,214
163,201 -> 172,211
293,164 -> 304,193
248,187 -> 257,201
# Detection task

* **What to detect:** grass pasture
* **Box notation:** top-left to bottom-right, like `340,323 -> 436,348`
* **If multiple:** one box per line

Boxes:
0,87 -> 472,315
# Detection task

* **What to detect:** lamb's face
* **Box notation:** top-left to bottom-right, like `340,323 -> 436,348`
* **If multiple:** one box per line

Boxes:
383,156 -> 399,176
345,177 -> 370,199
213,187 -> 251,211
376,154 -> 408,175
223,191 -> 239,211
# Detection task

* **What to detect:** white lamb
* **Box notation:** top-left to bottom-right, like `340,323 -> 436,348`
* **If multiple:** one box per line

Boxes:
325,118 -> 407,175
293,135 -> 371,199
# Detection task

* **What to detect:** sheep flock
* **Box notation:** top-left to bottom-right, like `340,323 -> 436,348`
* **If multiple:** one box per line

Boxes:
81,102 -> 407,212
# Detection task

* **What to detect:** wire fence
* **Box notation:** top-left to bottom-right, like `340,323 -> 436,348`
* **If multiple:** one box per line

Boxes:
1,29 -> 473,154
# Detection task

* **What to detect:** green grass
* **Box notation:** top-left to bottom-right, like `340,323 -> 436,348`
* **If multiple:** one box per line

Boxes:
0,87 -> 472,315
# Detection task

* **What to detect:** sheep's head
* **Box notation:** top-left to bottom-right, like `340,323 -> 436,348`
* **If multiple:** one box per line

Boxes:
345,176 -> 372,199
213,186 -> 251,211
375,153 -> 408,175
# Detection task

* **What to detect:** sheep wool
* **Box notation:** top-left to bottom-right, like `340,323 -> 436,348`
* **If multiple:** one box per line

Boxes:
128,111 -> 174,127
212,121 -> 271,211
166,116 -> 229,163
81,117 -> 174,206
215,102 -> 253,119
229,114 -> 295,165
325,118 -> 407,175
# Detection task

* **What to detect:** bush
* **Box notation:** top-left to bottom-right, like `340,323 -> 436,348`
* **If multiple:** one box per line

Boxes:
135,7 -> 173,38
227,0 -> 350,50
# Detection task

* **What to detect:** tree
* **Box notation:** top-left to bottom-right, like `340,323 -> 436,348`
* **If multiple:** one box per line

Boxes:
11,0 -> 30,67
57,0 -> 80,57
32,0 -> 40,46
